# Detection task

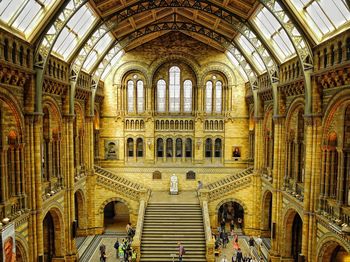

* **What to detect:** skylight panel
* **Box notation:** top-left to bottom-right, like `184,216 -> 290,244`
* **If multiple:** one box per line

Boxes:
237,35 -> 266,73
225,51 -> 248,82
52,4 -> 97,61
252,7 -> 296,62
289,0 -> 350,41
100,50 -> 124,80
83,33 -> 113,72
0,0 -> 56,37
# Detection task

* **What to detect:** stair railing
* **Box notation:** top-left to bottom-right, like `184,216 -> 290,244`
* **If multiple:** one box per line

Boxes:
94,165 -> 149,201
202,199 -> 215,262
131,189 -> 150,262
204,167 -> 254,201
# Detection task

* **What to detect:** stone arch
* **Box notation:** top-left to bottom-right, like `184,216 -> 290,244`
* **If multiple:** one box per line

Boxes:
215,198 -> 248,215
322,89 -> 350,142
282,207 -> 303,258
317,233 -> 350,262
98,196 -> 133,218
285,98 -> 305,130
113,61 -> 151,86
74,189 -> 87,234
261,190 -> 273,232
149,53 -> 201,82
0,89 -> 24,141
199,62 -> 237,86
42,206 -> 66,259
15,234 -> 29,262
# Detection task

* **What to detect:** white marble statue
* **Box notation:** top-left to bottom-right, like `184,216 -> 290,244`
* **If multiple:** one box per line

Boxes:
170,174 -> 178,195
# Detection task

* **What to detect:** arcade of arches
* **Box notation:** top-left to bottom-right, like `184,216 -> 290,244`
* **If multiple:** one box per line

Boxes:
0,0 -> 350,261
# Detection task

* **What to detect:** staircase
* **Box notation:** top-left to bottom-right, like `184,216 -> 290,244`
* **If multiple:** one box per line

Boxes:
141,202 -> 206,261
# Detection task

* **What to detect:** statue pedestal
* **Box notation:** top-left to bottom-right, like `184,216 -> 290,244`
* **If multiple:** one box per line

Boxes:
170,174 -> 178,195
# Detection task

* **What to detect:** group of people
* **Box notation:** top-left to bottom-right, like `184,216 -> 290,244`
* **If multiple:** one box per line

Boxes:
99,223 -> 137,262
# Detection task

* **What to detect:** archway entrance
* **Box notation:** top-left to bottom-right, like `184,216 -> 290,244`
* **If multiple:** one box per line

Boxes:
318,241 -> 349,262
103,201 -> 130,232
74,190 -> 86,236
217,201 -> 244,232
290,213 -> 302,260
262,191 -> 272,235
15,241 -> 27,262
42,209 -> 64,262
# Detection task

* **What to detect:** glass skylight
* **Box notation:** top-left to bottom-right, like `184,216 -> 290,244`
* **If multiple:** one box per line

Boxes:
100,49 -> 124,80
83,33 -> 114,72
52,4 -> 97,61
252,7 -> 296,62
226,51 -> 248,82
289,0 -> 350,41
0,0 -> 56,38
237,35 -> 266,73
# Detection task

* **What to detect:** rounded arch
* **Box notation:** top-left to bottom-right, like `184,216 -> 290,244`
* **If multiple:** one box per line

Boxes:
261,190 -> 273,231
74,189 -> 87,233
113,61 -> 151,86
282,207 -> 303,258
0,89 -> 25,141
317,233 -> 350,262
215,198 -> 248,215
42,96 -> 62,125
149,53 -> 201,82
199,62 -> 237,86
42,206 -> 65,259
98,197 -> 133,215
285,98 -> 305,130
322,89 -> 350,141
15,234 -> 29,262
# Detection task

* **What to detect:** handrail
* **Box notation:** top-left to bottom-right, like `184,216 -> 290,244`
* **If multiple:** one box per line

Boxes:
202,200 -> 215,262
94,165 -> 149,201
205,167 -> 254,190
204,167 -> 254,201
131,199 -> 146,262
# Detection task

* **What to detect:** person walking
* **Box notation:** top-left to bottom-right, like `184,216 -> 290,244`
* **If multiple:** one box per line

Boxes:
178,242 -> 186,262
114,239 -> 120,259
236,248 -> 243,262
220,218 -> 226,232
248,236 -> 254,257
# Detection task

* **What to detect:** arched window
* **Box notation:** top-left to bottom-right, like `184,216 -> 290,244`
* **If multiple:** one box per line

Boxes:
127,80 -> 134,113
297,111 -> 304,183
176,138 -> 182,157
215,81 -> 222,113
183,80 -> 192,112
205,81 -> 213,113
169,66 -> 181,112
166,138 -> 173,158
185,138 -> 192,158
137,80 -> 144,113
136,138 -> 143,157
157,79 -> 166,112
215,138 -> 222,157
205,138 -> 212,158
338,42 -> 343,64
127,138 -> 134,157
157,138 -> 164,157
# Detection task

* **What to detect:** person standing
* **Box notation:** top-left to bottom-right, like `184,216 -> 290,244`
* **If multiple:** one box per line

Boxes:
248,236 -> 255,256
220,218 -> 226,232
236,248 -> 243,262
230,219 -> 235,232
178,242 -> 186,262
114,239 -> 120,259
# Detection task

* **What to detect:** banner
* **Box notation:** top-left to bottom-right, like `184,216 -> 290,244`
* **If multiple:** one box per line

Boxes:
2,223 -> 16,262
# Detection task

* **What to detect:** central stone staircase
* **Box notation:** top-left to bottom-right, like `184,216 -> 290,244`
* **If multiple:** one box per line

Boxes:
140,202 -> 206,261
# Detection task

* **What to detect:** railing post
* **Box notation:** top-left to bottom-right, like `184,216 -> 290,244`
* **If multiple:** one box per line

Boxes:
199,190 -> 215,262
131,189 -> 150,262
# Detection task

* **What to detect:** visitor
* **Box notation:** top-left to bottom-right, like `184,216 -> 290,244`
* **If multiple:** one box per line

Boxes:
126,223 -> 135,240
197,180 -> 203,196
220,218 -> 226,232
236,248 -> 243,262
131,248 -> 137,262
100,249 -> 107,262
248,236 -> 254,256
255,235 -> 262,257
230,219 -> 235,232
221,254 -> 228,262
237,217 -> 243,229
114,238 -> 120,258
178,242 -> 186,262
223,233 -> 229,248
99,243 -> 106,257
